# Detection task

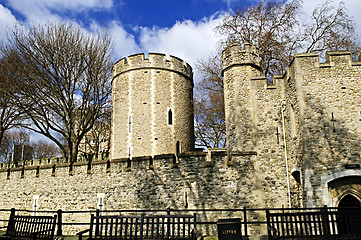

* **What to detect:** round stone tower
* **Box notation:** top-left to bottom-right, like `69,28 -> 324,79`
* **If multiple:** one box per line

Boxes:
111,53 -> 194,160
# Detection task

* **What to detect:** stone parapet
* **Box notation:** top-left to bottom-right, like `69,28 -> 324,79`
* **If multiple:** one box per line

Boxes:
290,51 -> 361,70
0,150 -> 288,236
222,43 -> 261,74
113,53 -> 193,81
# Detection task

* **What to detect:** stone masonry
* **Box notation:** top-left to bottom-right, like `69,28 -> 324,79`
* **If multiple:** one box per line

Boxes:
111,53 -> 194,159
1,44 -> 361,236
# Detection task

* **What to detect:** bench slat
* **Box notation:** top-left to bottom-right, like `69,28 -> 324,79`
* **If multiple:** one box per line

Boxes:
2,210 -> 56,240
78,213 -> 196,240
267,208 -> 361,240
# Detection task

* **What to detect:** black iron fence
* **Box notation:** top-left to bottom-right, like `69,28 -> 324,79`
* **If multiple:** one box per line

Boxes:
0,206 -> 360,237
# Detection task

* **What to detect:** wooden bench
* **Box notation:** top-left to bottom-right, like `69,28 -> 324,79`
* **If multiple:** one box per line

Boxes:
77,212 -> 197,240
266,207 -> 361,240
0,208 -> 57,240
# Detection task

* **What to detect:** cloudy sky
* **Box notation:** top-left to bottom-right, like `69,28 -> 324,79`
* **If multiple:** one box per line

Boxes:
0,0 -> 360,77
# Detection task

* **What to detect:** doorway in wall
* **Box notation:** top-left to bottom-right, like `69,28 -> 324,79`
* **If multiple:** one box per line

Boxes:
337,194 -> 361,236
338,194 -> 361,208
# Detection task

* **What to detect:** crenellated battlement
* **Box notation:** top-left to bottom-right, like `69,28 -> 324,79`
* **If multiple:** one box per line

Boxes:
112,53 -> 193,79
292,50 -> 361,69
0,151 -> 238,179
222,42 -> 261,74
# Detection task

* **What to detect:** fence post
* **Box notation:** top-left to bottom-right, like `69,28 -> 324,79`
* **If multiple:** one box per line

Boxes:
321,205 -> 330,239
243,207 -> 248,237
167,208 -> 171,215
10,208 -> 15,217
57,209 -> 63,236
96,209 -> 100,217
266,210 -> 271,238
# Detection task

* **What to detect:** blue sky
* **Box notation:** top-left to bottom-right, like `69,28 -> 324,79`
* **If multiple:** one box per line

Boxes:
0,0 -> 360,144
0,0 -> 360,72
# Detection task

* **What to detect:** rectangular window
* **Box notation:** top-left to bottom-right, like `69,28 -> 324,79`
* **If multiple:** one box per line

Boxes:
97,193 -> 105,214
33,195 -> 39,216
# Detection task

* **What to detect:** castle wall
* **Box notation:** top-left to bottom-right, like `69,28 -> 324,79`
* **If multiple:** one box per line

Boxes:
0,152 -> 276,235
111,53 -> 194,159
2,44 -> 361,237
222,43 -> 293,209
222,43 -> 361,209
284,51 -> 361,207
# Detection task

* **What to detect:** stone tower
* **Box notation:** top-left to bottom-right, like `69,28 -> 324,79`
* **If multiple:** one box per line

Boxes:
111,53 -> 194,159
222,43 -> 263,155
222,43 -> 292,208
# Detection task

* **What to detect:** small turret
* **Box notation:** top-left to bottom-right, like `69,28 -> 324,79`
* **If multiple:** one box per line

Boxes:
222,43 -> 262,156
222,42 -> 261,75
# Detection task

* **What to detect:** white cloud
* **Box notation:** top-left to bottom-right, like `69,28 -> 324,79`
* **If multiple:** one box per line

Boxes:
134,16 -> 223,83
0,4 -> 18,42
341,0 -> 361,40
297,0 -> 361,43
137,16 -> 222,70
6,0 -> 113,24
106,21 -> 141,60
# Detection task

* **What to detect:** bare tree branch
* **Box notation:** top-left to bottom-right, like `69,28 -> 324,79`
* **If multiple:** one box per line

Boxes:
4,22 -> 113,163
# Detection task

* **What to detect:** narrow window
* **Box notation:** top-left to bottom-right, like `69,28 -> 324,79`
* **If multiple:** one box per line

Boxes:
176,141 -> 180,156
331,112 -> 337,133
149,156 -> 154,169
36,166 -> 40,177
87,161 -> 92,173
168,109 -> 173,125
276,127 -> 280,144
52,164 -> 56,177
106,160 -> 111,172
69,163 -> 73,175
128,116 -> 132,132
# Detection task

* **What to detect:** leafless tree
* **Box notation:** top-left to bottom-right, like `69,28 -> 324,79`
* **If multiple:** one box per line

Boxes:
216,0 -> 359,76
195,0 -> 360,148
0,129 -> 29,163
304,0 -> 359,53
31,139 -> 60,159
0,53 -> 25,146
3,22 -> 113,163
194,54 -> 226,148
216,0 -> 303,76
79,104 -> 111,160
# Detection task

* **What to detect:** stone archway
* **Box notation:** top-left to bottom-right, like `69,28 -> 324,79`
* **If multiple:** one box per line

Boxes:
336,193 -> 361,236
338,194 -> 361,208
327,176 -> 361,207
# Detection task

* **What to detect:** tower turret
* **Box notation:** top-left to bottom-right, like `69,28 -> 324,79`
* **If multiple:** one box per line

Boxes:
222,43 -> 262,156
111,53 -> 194,159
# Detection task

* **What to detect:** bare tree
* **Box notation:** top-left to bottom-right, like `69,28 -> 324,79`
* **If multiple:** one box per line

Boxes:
0,129 -> 29,163
216,0 -> 359,77
196,0 -> 360,148
304,0 -> 359,53
216,0 -> 303,77
79,104 -> 111,159
0,53 -> 25,146
31,139 -> 60,159
194,54 -> 226,149
4,22 -> 113,163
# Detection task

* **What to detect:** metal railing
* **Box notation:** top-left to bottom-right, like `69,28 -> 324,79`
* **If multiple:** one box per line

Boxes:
0,206 -> 357,237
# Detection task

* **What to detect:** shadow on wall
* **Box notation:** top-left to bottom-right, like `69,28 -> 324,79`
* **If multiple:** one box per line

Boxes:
300,94 -> 361,206
129,153 -> 259,235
